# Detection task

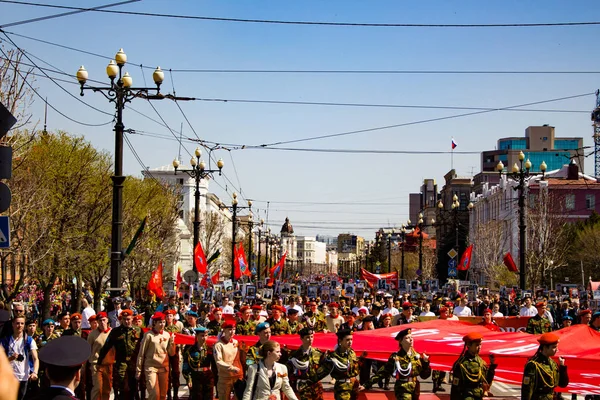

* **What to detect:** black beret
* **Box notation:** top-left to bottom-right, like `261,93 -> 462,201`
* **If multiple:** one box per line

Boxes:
287,308 -> 299,315
395,328 -> 412,341
39,336 -> 90,367
336,328 -> 353,340
298,327 -> 314,338
362,315 -> 376,323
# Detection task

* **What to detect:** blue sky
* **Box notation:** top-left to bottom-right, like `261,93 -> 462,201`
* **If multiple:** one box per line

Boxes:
1,1 -> 599,240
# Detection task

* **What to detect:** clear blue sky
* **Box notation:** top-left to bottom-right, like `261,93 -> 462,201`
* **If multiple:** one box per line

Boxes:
2,0 -> 599,240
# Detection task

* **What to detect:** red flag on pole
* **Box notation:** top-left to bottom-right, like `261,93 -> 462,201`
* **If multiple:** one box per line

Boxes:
503,252 -> 518,273
234,242 -> 251,280
270,252 -> 287,281
194,242 -> 208,275
211,270 -> 220,284
458,244 -> 473,271
146,261 -> 165,299
175,266 -> 182,297
200,270 -> 220,288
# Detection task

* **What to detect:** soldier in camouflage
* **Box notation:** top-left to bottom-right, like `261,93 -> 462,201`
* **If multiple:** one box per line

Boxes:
526,302 -> 553,334
235,306 -> 256,336
245,322 -> 272,367
521,332 -> 568,400
362,327 -> 431,400
182,327 -> 217,400
36,319 -> 60,391
267,305 -> 292,335
287,327 -> 324,400
206,307 -> 224,336
317,328 -> 362,400
450,332 -> 497,400
97,309 -> 142,400
301,301 -> 328,333
287,308 -> 303,334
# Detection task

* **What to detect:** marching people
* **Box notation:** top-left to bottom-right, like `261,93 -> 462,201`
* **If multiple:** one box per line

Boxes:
235,306 -> 256,336
301,301 -> 327,333
242,340 -> 298,400
246,322 -> 272,367
213,321 -> 243,400
450,332 -> 497,400
521,332 -> 569,400
317,328 -> 362,400
267,305 -> 292,335
362,327 -> 431,399
164,310 -> 182,400
478,309 -> 500,331
88,312 -> 114,400
526,301 -> 553,334
181,327 -> 216,400
287,327 -> 324,400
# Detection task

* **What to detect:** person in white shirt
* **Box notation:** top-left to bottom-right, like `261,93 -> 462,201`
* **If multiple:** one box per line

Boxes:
285,297 -> 304,317
419,303 -> 435,317
453,297 -> 473,317
2,316 -> 38,400
222,301 -> 235,315
81,299 -> 96,330
519,297 -> 537,317
491,303 -> 504,318
351,298 -> 366,316
382,296 -> 399,317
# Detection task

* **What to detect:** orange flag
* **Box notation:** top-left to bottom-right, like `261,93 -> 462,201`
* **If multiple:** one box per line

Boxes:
147,261 -> 165,299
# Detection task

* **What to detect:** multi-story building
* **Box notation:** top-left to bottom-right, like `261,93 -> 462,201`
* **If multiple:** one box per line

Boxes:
296,236 -> 327,275
408,193 -> 421,227
421,179 -> 439,237
337,233 -> 365,260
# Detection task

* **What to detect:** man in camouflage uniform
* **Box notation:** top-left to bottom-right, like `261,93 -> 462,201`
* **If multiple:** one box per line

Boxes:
287,327 -> 324,400
287,308 -> 302,334
164,309 -> 183,400
54,311 -> 70,336
251,304 -> 265,323
302,301 -> 328,333
182,327 -> 217,400
245,322 -> 272,367
97,309 -> 142,400
450,332 -> 497,400
363,328 -> 431,399
206,307 -> 224,336
235,306 -> 256,336
317,328 -> 362,400
36,319 -> 60,391
267,305 -> 292,335
526,302 -> 553,334
521,332 -> 569,400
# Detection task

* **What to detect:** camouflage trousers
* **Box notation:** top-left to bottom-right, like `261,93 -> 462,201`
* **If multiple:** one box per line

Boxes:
113,361 -> 137,400
187,371 -> 213,400
296,379 -> 324,400
394,377 -> 420,400
333,377 -> 359,400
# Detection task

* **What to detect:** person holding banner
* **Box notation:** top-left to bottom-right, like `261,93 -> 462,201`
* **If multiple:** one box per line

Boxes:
317,329 -> 362,400
450,332 -> 497,400
362,327 -> 431,399
287,328 -> 324,400
521,332 -> 568,400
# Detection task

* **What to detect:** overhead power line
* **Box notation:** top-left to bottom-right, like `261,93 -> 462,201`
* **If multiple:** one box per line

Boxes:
3,1 -> 600,28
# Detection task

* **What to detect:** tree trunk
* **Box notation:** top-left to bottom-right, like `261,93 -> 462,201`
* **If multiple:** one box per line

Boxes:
42,277 -> 56,320
92,279 -> 103,313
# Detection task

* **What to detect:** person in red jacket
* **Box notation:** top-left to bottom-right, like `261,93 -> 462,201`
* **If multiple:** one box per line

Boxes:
478,309 -> 500,331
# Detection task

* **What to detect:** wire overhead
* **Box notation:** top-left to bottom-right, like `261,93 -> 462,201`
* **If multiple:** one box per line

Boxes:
3,1 -> 600,28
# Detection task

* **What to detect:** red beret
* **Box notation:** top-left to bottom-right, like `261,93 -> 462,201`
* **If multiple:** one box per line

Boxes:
133,315 -> 143,321
239,306 -> 250,313
120,309 -> 133,317
578,309 -> 592,317
439,306 -> 449,313
222,321 -> 236,330
445,301 -> 454,307
329,302 -> 339,308
152,312 -> 166,321
463,332 -> 483,343
96,312 -> 108,319
538,332 -> 560,346
535,302 -> 546,308
165,309 -> 177,316
213,307 -> 222,314
251,305 -> 262,311
401,302 -> 413,310
483,309 -> 492,315
70,313 -> 82,320
87,315 -> 97,322
272,305 -> 286,313
382,313 -> 392,320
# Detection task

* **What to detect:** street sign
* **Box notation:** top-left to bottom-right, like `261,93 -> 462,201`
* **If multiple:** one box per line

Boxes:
448,266 -> 457,278
251,267 -> 257,275
448,259 -> 457,268
375,261 -> 381,273
0,216 -> 9,248
447,248 -> 458,259
183,270 -> 198,284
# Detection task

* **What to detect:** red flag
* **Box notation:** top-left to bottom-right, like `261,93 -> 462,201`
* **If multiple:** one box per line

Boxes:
458,244 -> 473,271
194,241 -> 208,274
503,252 -> 518,273
146,261 -> 165,299
211,270 -> 220,284
200,269 -> 220,288
175,267 -> 182,296
234,242 -> 251,280
270,252 -> 287,281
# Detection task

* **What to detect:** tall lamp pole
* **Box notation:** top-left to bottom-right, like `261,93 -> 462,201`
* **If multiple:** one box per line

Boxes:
257,219 -> 264,281
387,232 -> 393,274
77,50 -> 165,292
496,152 -> 546,291
220,193 -> 252,282
173,148 -> 224,271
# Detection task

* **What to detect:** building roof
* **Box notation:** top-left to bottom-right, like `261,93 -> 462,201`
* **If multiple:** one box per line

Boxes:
281,217 -> 294,234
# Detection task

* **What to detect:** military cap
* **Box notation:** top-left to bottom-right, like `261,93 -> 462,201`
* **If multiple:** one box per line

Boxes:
591,311 -> 600,322
120,309 -> 133,318
298,327 -> 314,338
113,297 -> 122,304
287,308 -> 299,315
272,305 -> 286,313
255,322 -> 270,334
239,305 -> 250,313
329,302 -> 340,308
26,318 -> 37,326
0,309 -> 9,323
535,301 -> 546,308
133,315 -> 143,322
362,315 -> 376,323
382,313 -> 392,320
151,312 -> 166,321
70,313 -> 82,321
251,305 -> 262,311
213,307 -> 223,314
87,315 -> 97,322
222,321 -> 236,330
483,308 -> 492,315
335,328 -> 353,340
445,301 -> 454,307
395,328 -> 411,341
562,315 -> 573,321
439,306 -> 449,313
39,336 -> 90,367
42,319 -> 55,326
463,332 -> 483,343
578,309 -> 592,317
372,302 -> 382,309
193,327 -> 208,334
57,311 -> 70,319
401,302 -> 413,310
357,307 -> 369,314
96,312 -> 108,319
538,332 -> 560,346
186,311 -> 199,318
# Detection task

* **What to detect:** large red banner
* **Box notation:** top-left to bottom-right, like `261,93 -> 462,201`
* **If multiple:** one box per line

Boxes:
418,316 -> 530,332
195,320 -> 600,395
359,268 -> 397,288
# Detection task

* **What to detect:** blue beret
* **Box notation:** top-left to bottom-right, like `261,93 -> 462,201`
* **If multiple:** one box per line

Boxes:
592,311 -> 600,321
254,322 -> 270,335
193,327 -> 207,334
186,311 -> 199,317
563,316 -> 573,321
42,319 -> 55,326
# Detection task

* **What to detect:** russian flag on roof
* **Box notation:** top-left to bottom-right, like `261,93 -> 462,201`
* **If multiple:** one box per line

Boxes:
451,138 -> 458,149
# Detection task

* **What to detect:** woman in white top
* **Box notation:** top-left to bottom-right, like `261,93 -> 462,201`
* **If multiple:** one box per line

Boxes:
242,340 -> 298,400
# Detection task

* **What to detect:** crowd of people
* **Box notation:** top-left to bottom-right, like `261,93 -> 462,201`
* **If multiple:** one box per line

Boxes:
0,284 -> 598,400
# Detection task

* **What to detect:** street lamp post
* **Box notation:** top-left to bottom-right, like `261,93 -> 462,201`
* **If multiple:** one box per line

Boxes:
77,50 -> 165,292
220,193 -> 252,282
173,148 -> 224,270
257,219 -> 264,281
418,214 -> 424,272
496,152 -> 547,291
387,233 -> 392,274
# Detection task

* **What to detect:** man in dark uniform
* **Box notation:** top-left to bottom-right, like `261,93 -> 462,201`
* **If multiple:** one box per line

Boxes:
316,328 -> 362,400
450,332 -> 497,400
182,327 -> 217,400
526,302 -> 553,334
206,308 -> 224,336
266,305 -> 291,335
234,306 -> 255,336
521,332 -> 568,400
97,309 -> 142,400
36,335 -> 91,400
287,328 -> 324,400
287,308 -> 302,334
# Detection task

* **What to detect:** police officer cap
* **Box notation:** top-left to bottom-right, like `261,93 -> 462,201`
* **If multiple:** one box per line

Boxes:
298,327 -> 314,338
255,322 -> 270,334
193,327 -> 208,334
395,328 -> 411,341
39,336 -> 90,367
335,328 -> 353,340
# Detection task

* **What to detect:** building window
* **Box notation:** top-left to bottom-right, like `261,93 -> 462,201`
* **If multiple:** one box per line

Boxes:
586,194 -> 595,210
566,194 -> 576,210
178,178 -> 184,185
